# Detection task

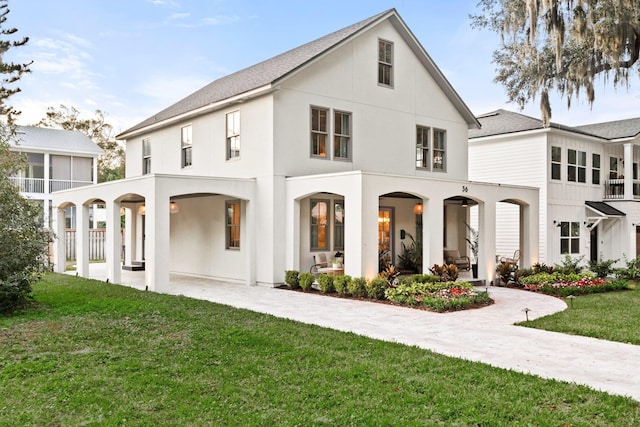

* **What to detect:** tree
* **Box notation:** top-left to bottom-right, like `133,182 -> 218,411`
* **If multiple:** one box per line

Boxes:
471,0 -> 640,126
0,0 -> 52,314
35,105 -> 125,182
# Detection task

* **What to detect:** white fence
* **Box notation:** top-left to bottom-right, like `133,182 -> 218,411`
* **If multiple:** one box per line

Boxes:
65,229 -> 106,261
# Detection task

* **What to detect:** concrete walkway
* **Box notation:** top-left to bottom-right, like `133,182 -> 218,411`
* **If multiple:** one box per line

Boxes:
71,265 -> 640,401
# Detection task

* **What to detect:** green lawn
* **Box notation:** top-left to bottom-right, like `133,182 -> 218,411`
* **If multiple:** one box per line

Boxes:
520,286 -> 640,345
1,273 -> 639,426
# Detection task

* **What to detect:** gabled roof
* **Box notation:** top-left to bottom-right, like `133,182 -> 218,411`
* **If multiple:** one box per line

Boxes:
469,109 -> 640,142
11,126 -> 103,156
574,117 -> 640,140
118,8 -> 479,139
585,201 -> 625,217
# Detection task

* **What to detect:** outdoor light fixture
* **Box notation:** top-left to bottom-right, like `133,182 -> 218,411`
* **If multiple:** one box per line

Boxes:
138,205 -> 146,215
169,201 -> 180,214
461,198 -> 468,207
413,202 -> 423,215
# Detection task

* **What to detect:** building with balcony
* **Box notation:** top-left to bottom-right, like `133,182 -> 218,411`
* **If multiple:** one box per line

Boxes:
469,109 -> 640,266
9,126 -> 102,227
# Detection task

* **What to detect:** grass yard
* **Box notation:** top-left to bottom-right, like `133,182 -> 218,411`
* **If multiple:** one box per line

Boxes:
519,286 -> 640,345
1,273 -> 639,426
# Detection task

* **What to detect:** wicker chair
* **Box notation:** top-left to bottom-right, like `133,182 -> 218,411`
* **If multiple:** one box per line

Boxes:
443,249 -> 471,271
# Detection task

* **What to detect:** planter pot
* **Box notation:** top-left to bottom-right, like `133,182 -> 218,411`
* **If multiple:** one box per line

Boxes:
332,263 -> 341,269
471,263 -> 478,278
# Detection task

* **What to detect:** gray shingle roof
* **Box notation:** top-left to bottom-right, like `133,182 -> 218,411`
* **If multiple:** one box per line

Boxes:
11,126 -> 103,156
585,201 -> 626,217
119,9 -> 392,137
574,117 -> 640,140
470,109 -> 640,141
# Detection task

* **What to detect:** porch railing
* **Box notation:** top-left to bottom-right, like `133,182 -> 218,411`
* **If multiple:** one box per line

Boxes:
65,229 -> 106,261
50,179 -> 93,192
603,179 -> 640,200
9,176 -> 45,193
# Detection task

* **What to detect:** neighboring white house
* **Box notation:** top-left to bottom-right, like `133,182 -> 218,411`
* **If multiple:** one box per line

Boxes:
51,9 -> 539,291
9,126 -> 102,227
469,109 -> 640,266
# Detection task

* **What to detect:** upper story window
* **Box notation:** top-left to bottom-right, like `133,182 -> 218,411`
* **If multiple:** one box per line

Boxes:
567,149 -> 586,183
609,156 -> 619,179
181,125 -> 192,168
311,107 -> 328,158
551,146 -> 561,180
432,129 -> 446,171
142,138 -> 151,175
592,154 -> 601,184
416,126 -> 430,169
226,200 -> 241,249
378,39 -> 393,87
226,111 -> 240,160
334,111 -> 351,160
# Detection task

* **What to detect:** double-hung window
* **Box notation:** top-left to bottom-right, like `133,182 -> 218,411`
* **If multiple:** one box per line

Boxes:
609,156 -> 619,179
334,111 -> 351,160
378,39 -> 393,86
310,199 -> 329,250
551,146 -> 561,180
567,149 -> 586,183
226,111 -> 240,160
311,107 -> 328,158
560,221 -> 579,254
181,125 -> 192,168
592,154 -> 601,184
333,201 -> 344,251
432,129 -> 446,171
416,126 -> 430,169
142,138 -> 151,175
226,200 -> 240,249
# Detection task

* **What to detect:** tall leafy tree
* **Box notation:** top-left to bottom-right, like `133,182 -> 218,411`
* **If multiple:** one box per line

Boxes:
35,104 -> 125,182
0,0 -> 52,314
471,0 -> 640,126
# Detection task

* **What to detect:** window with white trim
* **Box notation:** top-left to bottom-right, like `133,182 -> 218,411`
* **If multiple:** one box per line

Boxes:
560,221 -> 579,254
333,111 -> 351,160
142,138 -> 151,175
567,149 -> 586,183
226,200 -> 240,249
592,153 -> 600,184
334,200 -> 344,251
181,125 -> 192,168
226,111 -> 240,160
609,156 -> 619,179
378,39 -> 393,86
311,107 -> 328,158
310,199 -> 329,250
416,126 -> 430,169
551,146 -> 561,180
432,129 -> 446,171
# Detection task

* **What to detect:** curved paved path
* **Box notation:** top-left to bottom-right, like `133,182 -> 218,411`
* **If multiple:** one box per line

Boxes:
74,265 -> 640,401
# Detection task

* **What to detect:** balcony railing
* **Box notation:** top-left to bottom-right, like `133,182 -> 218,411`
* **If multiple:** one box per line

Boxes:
9,177 -> 93,194
603,179 -> 640,200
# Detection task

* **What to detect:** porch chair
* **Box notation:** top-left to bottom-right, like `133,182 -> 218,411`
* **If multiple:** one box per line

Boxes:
500,250 -> 520,268
309,253 -> 329,275
443,249 -> 471,271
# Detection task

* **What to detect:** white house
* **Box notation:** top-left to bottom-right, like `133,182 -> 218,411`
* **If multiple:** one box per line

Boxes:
52,9 -> 539,291
469,109 -> 640,266
9,126 -> 102,227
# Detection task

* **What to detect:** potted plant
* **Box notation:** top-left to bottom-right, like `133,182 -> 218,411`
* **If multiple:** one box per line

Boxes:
332,258 -> 342,269
465,223 -> 479,278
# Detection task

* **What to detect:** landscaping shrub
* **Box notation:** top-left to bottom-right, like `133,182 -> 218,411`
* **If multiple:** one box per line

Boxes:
588,258 -> 618,278
531,262 -> 554,274
317,274 -> 334,293
614,255 -> 640,281
366,277 -> 388,300
347,277 -> 367,297
333,274 -> 351,294
299,272 -> 315,291
496,261 -> 517,286
397,274 -> 439,286
378,265 -> 400,286
285,270 -> 300,289
385,281 -> 487,312
429,264 -> 458,282
521,271 -> 630,296
554,255 -> 585,275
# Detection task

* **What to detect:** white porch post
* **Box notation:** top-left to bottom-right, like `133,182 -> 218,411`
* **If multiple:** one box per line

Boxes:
344,191 -> 363,278
105,201 -> 122,284
624,142 -> 634,200
76,204 -> 90,277
145,195 -> 171,292
243,199 -> 256,286
43,154 -> 51,227
53,207 -> 67,273
520,202 -> 539,268
284,196 -> 300,272
361,193 -> 379,279
423,198 -> 443,273
479,201 -> 497,284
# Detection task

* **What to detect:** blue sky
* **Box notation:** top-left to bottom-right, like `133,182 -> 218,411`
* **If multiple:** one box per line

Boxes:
7,0 -> 639,134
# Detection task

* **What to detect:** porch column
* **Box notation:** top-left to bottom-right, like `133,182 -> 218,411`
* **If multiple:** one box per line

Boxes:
76,203 -> 90,277
105,201 -> 122,284
243,199 -> 256,286
520,202 -> 539,268
145,195 -> 171,292
53,206 -> 66,273
423,198 -> 443,273
44,154 -> 51,226
284,196 -> 300,272
624,143 -> 634,200
479,201 -> 497,284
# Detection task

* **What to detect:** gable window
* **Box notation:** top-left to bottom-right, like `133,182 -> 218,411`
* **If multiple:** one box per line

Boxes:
334,111 -> 351,160
226,111 -> 240,160
181,125 -> 192,168
378,39 -> 393,86
311,107 -> 328,158
334,201 -> 344,251
592,154 -> 600,184
432,129 -> 446,171
567,149 -> 586,183
416,126 -> 430,169
560,221 -> 579,254
551,146 -> 561,180
142,138 -> 151,175
310,199 -> 329,250
226,200 -> 241,249
609,156 -> 619,179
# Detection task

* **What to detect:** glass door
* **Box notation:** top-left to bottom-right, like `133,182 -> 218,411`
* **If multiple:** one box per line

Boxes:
378,207 -> 393,270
